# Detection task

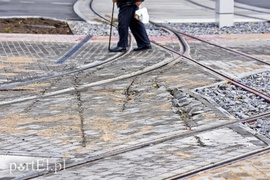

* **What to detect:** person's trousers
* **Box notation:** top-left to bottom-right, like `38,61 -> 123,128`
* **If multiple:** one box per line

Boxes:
117,5 -> 150,48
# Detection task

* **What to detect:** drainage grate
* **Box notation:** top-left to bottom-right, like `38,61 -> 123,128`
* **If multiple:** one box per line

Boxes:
56,35 -> 92,64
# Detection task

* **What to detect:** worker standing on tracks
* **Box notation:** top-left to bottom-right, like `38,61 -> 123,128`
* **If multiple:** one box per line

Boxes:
110,0 -> 151,52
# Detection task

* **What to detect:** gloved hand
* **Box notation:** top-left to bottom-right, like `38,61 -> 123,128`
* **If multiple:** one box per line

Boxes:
112,0 -> 116,3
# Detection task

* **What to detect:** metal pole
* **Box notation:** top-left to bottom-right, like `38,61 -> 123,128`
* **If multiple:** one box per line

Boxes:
216,0 -> 234,27
108,2 -> 115,52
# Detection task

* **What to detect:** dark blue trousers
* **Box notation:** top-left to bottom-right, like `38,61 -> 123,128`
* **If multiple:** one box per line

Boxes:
117,5 -> 150,48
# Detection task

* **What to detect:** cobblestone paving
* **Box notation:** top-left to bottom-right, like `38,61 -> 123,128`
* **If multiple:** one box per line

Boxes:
1,34 -> 270,179
193,34 -> 270,61
0,35 -> 82,84
33,127 -> 265,179
186,34 -> 270,79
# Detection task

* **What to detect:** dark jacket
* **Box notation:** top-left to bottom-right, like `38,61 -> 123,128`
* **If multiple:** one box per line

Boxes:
117,0 -> 144,7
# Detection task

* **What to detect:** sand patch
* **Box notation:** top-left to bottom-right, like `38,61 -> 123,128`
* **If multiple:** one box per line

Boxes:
91,118 -> 129,142
174,151 -> 194,159
0,114 -> 78,135
234,65 -> 266,73
37,126 -> 80,137
7,57 -> 34,64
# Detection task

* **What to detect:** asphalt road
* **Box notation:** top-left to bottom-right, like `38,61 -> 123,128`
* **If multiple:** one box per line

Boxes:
0,0 -> 82,20
235,0 -> 270,9
0,0 -> 269,21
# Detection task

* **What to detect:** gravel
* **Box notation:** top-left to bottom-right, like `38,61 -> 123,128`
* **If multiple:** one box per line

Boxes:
194,69 -> 270,120
166,22 -> 270,35
196,81 -> 270,120
68,21 -> 270,36
196,73 -> 270,138
239,71 -> 270,96
244,118 -> 270,139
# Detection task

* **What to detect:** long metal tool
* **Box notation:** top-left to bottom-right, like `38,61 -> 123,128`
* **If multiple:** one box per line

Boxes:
108,2 -> 115,52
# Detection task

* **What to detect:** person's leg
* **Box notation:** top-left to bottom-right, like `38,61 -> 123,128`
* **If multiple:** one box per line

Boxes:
117,6 -> 134,48
110,6 -> 134,52
129,6 -> 151,49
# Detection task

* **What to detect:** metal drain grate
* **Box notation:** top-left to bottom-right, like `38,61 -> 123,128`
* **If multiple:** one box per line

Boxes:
56,35 -> 92,64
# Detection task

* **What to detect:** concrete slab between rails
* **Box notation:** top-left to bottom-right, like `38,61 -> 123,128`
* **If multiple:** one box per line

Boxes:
184,33 -> 270,77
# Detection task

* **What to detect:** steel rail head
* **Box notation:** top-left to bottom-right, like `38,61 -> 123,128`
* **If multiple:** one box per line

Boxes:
167,146 -> 270,180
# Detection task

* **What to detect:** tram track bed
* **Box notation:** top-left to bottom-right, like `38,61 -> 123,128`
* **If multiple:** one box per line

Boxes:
2,0 -> 270,178
1,33 -> 270,179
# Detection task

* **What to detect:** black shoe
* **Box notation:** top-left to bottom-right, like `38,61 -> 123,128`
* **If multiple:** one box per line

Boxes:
133,45 -> 152,51
109,46 -> 126,52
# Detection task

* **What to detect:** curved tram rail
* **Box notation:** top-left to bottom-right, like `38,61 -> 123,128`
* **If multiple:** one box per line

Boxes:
150,23 -> 270,179
151,22 -> 270,102
168,146 -> 270,179
0,0 -> 128,90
